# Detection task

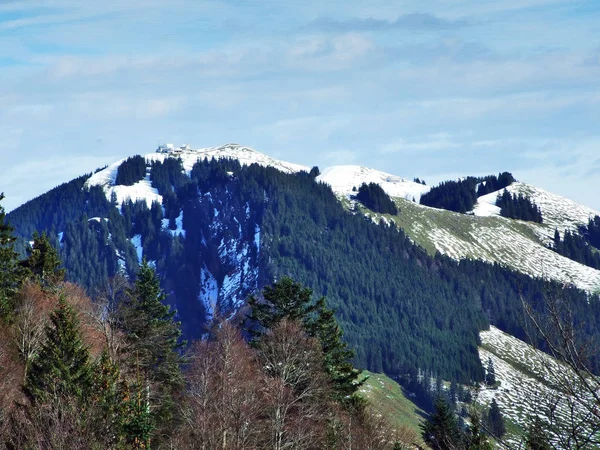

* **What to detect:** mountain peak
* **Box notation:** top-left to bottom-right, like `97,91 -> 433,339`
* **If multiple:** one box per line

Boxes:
85,143 -> 309,208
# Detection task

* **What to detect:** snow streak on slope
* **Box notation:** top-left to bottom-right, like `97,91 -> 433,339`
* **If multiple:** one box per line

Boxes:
394,198 -> 600,292
317,165 -> 430,202
478,326 -> 593,448
85,143 -> 309,207
318,166 -> 600,292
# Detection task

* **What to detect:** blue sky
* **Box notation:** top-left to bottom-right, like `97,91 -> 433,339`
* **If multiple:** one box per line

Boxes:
1,0 -> 600,212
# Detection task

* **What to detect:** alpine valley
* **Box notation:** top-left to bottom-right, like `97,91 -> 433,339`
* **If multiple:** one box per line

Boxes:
6,143 -> 600,445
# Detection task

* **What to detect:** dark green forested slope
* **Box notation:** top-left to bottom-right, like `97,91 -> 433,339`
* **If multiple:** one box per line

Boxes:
7,157 -> 600,383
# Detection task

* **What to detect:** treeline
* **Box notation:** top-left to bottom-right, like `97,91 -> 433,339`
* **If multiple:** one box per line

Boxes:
6,175 -> 113,255
581,215 -> 600,250
354,182 -> 398,215
420,172 -> 514,213
115,155 -> 147,186
496,190 -> 543,223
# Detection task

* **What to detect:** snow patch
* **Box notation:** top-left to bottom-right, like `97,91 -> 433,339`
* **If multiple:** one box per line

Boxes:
162,211 -> 185,237
317,165 -> 430,202
131,234 -> 143,264
199,265 -> 219,321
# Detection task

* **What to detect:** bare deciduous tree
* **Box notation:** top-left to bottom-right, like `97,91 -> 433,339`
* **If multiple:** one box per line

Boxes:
258,319 -> 331,450
10,281 -> 55,380
181,321 -> 264,449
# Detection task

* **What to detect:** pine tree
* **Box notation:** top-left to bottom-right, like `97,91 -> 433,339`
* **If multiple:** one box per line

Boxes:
0,193 -> 26,319
485,358 -> 496,386
24,295 -> 93,403
525,416 -> 551,450
485,399 -> 506,439
117,259 -> 185,442
421,396 -> 464,450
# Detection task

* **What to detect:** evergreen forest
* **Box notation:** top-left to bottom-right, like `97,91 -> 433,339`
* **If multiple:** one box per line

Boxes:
6,158 -> 600,385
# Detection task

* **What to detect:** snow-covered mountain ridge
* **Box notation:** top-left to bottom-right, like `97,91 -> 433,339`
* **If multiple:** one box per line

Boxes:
85,143 -> 309,208
316,165 -> 430,202
85,143 -> 600,293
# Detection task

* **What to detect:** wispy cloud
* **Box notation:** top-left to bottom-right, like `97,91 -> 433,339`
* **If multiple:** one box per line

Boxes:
307,13 -> 470,33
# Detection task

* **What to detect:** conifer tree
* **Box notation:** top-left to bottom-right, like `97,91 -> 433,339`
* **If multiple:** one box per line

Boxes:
485,399 -> 506,439
0,193 -> 25,319
466,409 -> 492,450
24,231 -> 65,288
421,396 -> 464,450
89,351 -> 128,447
306,298 -> 363,402
24,295 -> 92,403
117,259 -> 185,442
485,358 -> 496,386
247,276 -> 318,339
248,277 -> 363,403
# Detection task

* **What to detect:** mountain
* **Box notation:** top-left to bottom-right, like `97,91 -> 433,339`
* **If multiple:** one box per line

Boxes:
7,143 -> 600,385
319,167 -> 600,293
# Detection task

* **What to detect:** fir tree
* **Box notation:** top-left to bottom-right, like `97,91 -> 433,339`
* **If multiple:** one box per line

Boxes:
24,231 -> 66,288
248,278 -> 363,403
115,155 -> 147,186
306,297 -> 364,402
485,357 -> 496,386
117,259 -> 185,442
89,351 -> 128,447
355,182 -> 398,215
0,193 -> 26,319
247,276 -> 318,340
421,396 -> 464,450
24,295 -> 93,403
466,409 -> 492,450
485,399 -> 506,439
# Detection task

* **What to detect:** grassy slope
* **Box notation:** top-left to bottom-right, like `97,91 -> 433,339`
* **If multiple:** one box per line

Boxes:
345,194 -> 600,293
360,370 -> 427,446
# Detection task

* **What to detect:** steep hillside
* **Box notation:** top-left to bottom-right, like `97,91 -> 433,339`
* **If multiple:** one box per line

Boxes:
359,371 -> 426,446
477,326 -> 597,448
